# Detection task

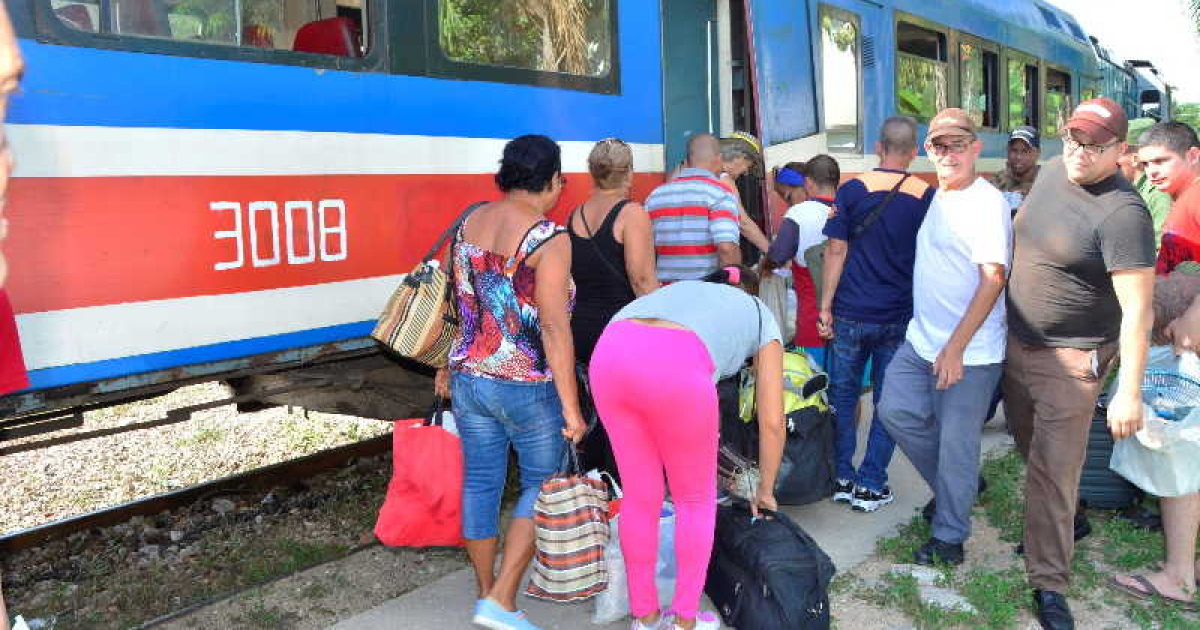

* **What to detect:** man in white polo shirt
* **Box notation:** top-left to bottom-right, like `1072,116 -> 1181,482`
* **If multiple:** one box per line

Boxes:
878,108 -> 1011,566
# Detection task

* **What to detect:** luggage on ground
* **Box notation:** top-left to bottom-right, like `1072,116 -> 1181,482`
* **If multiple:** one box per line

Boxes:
1080,396 -> 1140,509
526,445 -> 610,602
374,400 -> 465,548
736,349 -> 835,505
704,501 -> 835,629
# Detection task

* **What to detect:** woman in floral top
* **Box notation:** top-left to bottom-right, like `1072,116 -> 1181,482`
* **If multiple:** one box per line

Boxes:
437,134 -> 585,630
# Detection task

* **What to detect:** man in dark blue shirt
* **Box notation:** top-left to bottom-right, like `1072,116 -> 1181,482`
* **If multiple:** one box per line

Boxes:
819,116 -> 936,512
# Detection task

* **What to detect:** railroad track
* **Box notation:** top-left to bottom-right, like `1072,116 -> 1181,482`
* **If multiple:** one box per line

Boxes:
0,432 -> 393,554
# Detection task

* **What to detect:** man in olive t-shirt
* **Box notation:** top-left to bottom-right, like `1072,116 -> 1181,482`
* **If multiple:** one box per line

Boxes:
1004,98 -> 1155,630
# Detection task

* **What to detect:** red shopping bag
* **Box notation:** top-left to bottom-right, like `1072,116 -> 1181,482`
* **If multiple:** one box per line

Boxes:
374,400 -> 465,547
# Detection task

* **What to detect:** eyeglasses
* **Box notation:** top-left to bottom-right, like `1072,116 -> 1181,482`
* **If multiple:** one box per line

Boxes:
1062,135 -> 1120,158
925,138 -> 974,156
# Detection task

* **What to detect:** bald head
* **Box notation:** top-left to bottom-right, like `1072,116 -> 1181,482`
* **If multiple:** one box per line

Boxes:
877,116 -> 919,169
686,133 -> 722,173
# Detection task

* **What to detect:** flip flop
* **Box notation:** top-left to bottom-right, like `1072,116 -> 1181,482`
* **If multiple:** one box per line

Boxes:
1109,574 -> 1200,611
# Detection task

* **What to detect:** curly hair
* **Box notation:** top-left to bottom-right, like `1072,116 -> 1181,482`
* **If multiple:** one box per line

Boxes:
588,138 -> 634,190
495,134 -> 562,193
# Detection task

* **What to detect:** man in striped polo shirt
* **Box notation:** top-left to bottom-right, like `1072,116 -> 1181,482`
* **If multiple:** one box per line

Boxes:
647,134 -> 742,282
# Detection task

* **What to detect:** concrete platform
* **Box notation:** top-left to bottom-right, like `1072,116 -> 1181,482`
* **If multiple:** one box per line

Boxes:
331,397 -> 1014,630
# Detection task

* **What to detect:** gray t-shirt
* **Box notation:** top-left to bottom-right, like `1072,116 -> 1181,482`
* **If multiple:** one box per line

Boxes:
612,281 -> 782,381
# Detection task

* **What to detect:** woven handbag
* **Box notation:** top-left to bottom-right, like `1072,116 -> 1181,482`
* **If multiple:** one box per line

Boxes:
525,445 -> 611,602
371,202 -> 485,368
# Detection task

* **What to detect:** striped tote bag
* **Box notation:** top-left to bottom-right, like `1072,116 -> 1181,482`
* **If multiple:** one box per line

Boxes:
525,446 -> 611,602
371,202 -> 484,368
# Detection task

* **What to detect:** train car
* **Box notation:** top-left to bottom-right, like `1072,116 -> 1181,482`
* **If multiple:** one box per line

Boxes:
1127,59 -> 1174,122
1089,37 -> 1140,121
0,0 -> 1161,429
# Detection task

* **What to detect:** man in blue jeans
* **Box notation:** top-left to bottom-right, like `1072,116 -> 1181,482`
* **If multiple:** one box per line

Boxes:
818,116 -> 936,512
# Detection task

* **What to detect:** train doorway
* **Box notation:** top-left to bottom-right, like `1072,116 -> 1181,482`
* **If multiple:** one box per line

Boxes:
661,0 -> 720,172
661,0 -> 765,259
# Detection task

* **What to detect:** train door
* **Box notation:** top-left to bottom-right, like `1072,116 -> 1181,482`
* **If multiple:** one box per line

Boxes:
661,0 -> 720,171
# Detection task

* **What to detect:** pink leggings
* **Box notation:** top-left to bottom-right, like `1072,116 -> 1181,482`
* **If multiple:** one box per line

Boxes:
589,320 -> 718,619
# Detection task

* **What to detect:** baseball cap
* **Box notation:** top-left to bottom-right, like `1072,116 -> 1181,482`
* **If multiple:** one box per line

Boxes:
1009,126 -> 1040,149
926,108 -> 977,141
1064,98 -> 1128,145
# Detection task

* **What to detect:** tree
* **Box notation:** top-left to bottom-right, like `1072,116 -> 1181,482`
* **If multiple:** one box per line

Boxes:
439,0 -> 601,75
1175,102 -> 1200,132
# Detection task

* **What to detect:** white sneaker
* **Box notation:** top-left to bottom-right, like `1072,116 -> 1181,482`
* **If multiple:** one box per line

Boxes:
832,478 -> 854,503
630,609 -> 671,630
668,611 -> 720,630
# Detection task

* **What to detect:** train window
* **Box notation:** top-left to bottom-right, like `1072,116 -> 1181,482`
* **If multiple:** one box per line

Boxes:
49,0 -> 369,57
1036,6 -> 1063,31
1007,56 -> 1039,132
820,5 -> 860,152
959,41 -> 999,129
896,20 -> 947,123
1064,20 -> 1087,42
437,0 -> 612,78
1044,68 -> 1072,136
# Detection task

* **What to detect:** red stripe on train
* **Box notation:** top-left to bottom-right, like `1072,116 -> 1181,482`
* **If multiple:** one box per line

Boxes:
5,172 -> 663,314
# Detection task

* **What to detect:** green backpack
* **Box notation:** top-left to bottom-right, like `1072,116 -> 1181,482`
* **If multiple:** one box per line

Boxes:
738,349 -> 829,423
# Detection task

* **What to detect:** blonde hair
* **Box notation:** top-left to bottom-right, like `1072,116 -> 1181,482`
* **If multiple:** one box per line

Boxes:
588,138 -> 634,190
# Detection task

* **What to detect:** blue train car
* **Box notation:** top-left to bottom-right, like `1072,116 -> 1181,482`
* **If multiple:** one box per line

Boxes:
0,0 -> 1163,425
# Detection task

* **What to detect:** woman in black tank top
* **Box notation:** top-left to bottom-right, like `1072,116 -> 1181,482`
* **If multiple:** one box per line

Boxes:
570,138 -> 658,480
569,139 -> 658,361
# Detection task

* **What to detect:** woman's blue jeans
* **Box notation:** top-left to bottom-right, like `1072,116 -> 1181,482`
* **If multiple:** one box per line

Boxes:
451,371 -> 566,540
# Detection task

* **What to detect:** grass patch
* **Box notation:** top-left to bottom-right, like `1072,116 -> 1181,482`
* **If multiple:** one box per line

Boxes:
1094,512 -> 1166,571
850,446 -> 1200,629
231,597 -> 300,630
960,566 -> 1028,628
239,538 -> 349,584
978,450 -> 1025,543
876,516 -> 930,563
869,571 -> 974,630
176,424 -> 226,447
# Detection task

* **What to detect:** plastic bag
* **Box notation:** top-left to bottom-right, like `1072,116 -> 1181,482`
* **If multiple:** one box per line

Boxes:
759,272 -> 794,342
374,400 -> 465,547
1111,404 -> 1200,497
1146,346 -> 1200,377
592,503 -> 678,624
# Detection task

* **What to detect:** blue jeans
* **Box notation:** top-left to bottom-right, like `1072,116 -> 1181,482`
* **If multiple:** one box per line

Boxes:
827,317 -> 907,492
451,372 -> 566,540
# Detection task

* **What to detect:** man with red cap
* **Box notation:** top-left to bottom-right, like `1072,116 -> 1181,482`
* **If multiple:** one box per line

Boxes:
1004,98 -> 1155,629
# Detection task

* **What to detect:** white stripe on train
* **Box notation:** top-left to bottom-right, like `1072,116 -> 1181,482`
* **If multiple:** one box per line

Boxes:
7,125 -> 667,178
16,275 -> 401,371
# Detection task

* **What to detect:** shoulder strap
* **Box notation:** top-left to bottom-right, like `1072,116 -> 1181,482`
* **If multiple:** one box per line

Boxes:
425,201 -> 487,262
849,174 -> 911,241
581,200 -> 634,292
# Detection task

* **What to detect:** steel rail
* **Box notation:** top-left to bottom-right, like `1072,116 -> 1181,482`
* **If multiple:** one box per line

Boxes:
0,432 -> 393,554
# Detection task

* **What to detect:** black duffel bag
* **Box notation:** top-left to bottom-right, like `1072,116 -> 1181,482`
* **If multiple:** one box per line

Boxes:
746,405 -> 835,505
705,501 -> 835,629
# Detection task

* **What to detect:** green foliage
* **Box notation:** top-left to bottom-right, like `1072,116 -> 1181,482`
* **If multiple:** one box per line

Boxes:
820,13 -> 856,53
875,515 -> 930,563
1174,103 -> 1200,133
979,450 -> 1025,543
439,0 -> 542,68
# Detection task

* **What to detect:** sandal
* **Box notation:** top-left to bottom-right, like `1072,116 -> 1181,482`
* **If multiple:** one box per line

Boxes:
1109,574 -> 1199,611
